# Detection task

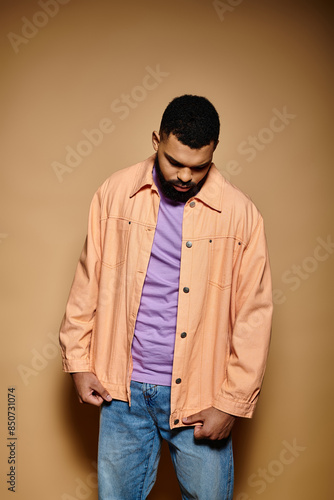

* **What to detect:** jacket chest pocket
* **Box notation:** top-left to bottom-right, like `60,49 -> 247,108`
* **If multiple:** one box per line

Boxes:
102,218 -> 131,269
208,237 -> 240,290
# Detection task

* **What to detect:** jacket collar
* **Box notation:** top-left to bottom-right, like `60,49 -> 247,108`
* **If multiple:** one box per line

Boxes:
130,154 -> 224,212
129,154 -> 157,197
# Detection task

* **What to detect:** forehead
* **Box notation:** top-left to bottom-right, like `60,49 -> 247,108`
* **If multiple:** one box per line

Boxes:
161,133 -> 214,167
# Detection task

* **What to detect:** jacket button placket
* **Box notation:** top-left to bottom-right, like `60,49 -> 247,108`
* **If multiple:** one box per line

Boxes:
171,201 -> 195,418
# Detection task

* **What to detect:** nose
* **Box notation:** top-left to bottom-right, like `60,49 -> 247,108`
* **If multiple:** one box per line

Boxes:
177,168 -> 192,184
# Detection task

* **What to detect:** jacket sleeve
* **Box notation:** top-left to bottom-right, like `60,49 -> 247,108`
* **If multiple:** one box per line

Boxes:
214,214 -> 273,418
59,186 -> 104,373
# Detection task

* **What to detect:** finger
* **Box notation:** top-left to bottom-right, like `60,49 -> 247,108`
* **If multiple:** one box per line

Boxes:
83,393 -> 104,407
182,412 -> 203,425
91,380 -> 112,402
82,386 -> 107,406
193,425 -> 205,440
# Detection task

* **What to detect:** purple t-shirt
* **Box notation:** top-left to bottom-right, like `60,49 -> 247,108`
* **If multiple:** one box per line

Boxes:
131,167 -> 185,385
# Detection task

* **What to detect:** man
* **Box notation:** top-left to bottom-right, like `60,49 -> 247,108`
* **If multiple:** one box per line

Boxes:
59,95 -> 273,499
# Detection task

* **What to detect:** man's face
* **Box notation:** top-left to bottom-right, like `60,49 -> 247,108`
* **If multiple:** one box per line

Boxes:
152,132 -> 217,202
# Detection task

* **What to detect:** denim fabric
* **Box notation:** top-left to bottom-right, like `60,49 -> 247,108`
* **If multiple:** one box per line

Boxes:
98,381 -> 234,500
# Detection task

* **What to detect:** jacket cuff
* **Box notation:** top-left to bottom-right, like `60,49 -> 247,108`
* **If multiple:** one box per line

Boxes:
213,395 -> 256,418
62,358 -> 91,373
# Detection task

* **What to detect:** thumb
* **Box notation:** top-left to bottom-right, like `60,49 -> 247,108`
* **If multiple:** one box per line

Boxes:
182,411 -> 204,425
92,378 -> 111,402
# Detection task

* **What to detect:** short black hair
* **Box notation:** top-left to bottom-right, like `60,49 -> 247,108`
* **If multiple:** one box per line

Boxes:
159,95 -> 220,149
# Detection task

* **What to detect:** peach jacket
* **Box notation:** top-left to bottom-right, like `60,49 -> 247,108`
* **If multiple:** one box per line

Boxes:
59,155 -> 273,428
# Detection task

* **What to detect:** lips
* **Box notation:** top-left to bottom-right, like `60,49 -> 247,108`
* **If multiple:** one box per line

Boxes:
173,185 -> 192,192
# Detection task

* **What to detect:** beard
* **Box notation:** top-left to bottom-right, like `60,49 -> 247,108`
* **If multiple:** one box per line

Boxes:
155,156 -> 210,203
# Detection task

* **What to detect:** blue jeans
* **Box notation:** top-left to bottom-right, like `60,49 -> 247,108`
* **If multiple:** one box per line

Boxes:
98,381 -> 234,499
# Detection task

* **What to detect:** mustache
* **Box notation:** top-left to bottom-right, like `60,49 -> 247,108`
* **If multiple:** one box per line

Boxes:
168,180 -> 197,188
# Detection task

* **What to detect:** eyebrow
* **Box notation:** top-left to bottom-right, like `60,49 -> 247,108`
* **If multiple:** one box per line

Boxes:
164,152 -> 212,169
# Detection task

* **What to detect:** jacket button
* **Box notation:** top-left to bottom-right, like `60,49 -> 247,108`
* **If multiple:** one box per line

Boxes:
183,287 -> 189,293
174,419 -> 179,425
186,241 -> 192,248
189,201 -> 196,208
175,378 -> 182,384
180,332 -> 187,338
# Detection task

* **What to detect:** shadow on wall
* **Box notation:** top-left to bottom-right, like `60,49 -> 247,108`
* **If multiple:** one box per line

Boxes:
65,377 -> 100,461
64,376 -> 254,499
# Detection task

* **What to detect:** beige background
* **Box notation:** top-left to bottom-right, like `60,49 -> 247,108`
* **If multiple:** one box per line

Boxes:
1,0 -> 333,498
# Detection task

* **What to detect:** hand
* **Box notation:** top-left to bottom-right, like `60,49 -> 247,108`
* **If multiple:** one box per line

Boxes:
182,407 -> 236,440
71,372 -> 112,407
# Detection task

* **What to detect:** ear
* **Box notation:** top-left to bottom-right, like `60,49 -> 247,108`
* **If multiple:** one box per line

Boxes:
152,131 -> 160,152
